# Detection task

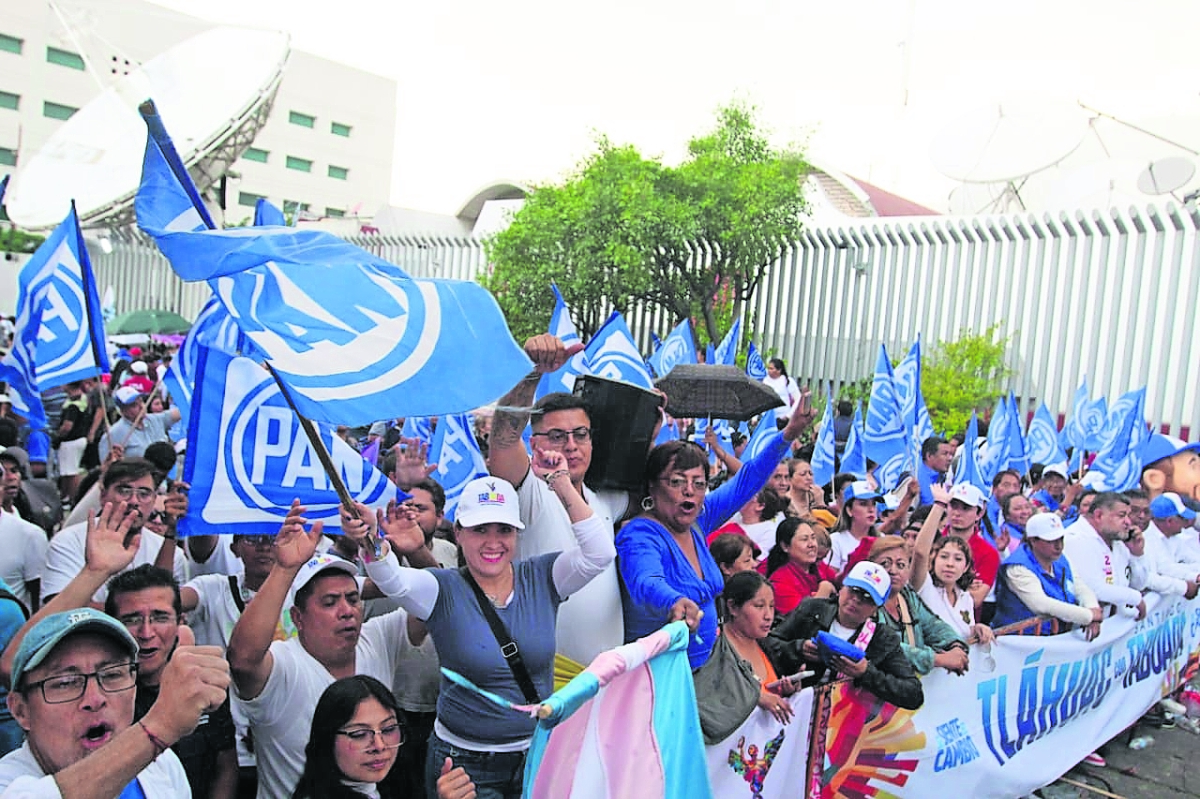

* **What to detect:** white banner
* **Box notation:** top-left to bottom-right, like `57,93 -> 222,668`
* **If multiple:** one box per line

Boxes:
811,593 -> 1200,798
707,691 -> 815,799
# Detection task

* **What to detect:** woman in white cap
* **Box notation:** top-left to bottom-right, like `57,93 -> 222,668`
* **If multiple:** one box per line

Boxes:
358,448 -> 613,799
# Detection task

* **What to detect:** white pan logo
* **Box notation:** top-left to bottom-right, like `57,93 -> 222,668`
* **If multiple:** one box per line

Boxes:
589,332 -> 648,384
28,240 -> 91,382
214,262 -> 442,402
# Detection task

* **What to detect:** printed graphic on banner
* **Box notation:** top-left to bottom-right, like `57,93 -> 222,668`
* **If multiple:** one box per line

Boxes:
429,412 -> 488,522
706,692 -> 814,799
180,347 -> 399,536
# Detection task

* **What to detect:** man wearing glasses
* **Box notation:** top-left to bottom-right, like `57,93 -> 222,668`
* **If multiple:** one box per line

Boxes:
40,459 -> 187,604
0,504 -> 230,797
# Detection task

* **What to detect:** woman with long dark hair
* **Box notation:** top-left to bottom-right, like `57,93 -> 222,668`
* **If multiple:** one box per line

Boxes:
763,517 -> 837,615
292,676 -> 408,799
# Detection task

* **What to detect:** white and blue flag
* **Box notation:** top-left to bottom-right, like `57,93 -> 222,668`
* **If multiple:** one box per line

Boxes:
646,319 -> 697,378
254,198 -> 287,227
164,295 -> 255,425
1099,388 -> 1146,451
745,342 -> 767,381
862,345 -> 909,490
401,415 -> 434,446
11,204 -> 109,389
1081,395 -> 1109,452
840,403 -> 867,480
180,347 -> 402,536
536,283 -> 588,398
953,413 -> 990,494
1082,388 -> 1149,491
1026,403 -> 1067,467
1003,393 -> 1029,473
0,344 -> 46,429
893,338 -> 934,452
810,388 -> 837,487
136,110 -> 532,426
583,311 -> 653,389
713,318 -> 740,366
742,413 -> 779,463
429,412 -> 488,522
977,396 -> 1009,482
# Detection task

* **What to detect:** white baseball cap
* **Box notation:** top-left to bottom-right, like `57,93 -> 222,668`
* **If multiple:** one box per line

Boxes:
291,553 -> 360,596
1026,512 -> 1066,541
455,476 -> 524,529
948,483 -> 986,509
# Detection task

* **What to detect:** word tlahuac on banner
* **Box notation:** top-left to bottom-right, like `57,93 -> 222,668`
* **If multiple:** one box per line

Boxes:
180,346 -> 401,536
810,592 -> 1200,799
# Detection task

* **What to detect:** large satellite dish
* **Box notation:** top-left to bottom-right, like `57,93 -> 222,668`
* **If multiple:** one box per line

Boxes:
6,26 -> 289,230
1136,156 -> 1196,196
931,103 -> 1090,184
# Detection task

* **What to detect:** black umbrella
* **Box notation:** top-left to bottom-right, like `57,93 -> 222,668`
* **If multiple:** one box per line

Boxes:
655,364 -> 783,421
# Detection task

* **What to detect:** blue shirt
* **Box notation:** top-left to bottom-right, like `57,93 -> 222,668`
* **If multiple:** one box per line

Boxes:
0,578 -> 24,757
918,462 -> 944,505
617,430 -> 792,669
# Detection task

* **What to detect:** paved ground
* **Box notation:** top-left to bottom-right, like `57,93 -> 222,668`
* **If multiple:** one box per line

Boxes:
1037,718 -> 1200,799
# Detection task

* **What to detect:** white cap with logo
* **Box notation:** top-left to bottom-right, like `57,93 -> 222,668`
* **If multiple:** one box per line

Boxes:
455,476 -> 525,529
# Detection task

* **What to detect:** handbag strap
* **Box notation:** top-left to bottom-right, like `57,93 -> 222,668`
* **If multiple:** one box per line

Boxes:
458,567 -> 540,704
228,575 -> 246,613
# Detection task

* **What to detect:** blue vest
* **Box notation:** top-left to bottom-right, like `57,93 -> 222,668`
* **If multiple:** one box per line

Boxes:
992,543 -> 1078,633
1031,490 -> 1078,523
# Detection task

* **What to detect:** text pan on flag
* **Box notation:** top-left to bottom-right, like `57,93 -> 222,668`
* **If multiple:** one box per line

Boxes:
180,346 -> 402,537
13,204 -> 109,389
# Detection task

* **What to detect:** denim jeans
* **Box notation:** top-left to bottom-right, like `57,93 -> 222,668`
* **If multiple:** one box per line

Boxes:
425,732 -> 526,799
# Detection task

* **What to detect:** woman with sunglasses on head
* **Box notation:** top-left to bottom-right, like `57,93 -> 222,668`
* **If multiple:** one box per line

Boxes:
292,675 -> 408,799
617,401 -> 817,670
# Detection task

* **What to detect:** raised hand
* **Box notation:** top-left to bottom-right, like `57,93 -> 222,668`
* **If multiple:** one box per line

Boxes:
274,500 -> 323,570
782,390 -> 816,442
931,483 -> 952,506
84,501 -> 141,577
379,500 -> 425,556
524,334 -> 583,375
162,482 -> 189,523
392,436 -> 437,488
141,645 -> 231,745
530,446 -> 567,481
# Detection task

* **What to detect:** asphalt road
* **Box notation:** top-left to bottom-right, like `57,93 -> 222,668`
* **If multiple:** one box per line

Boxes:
1038,720 -> 1200,799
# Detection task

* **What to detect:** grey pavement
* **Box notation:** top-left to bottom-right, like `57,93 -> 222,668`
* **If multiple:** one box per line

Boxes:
1037,719 -> 1200,799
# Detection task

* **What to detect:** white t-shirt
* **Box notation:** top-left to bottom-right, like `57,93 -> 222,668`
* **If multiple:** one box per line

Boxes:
515,474 -> 627,664
740,520 -> 779,558
0,514 -> 47,609
0,740 -> 190,797
762,374 -> 799,420
917,578 -> 974,638
185,536 -> 244,579
826,530 -> 866,574
239,608 -> 414,799
41,522 -> 188,603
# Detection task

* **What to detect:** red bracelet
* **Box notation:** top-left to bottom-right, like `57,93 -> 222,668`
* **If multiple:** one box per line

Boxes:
138,719 -> 169,757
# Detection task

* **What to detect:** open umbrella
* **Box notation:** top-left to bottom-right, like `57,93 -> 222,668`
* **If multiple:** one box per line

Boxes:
107,308 -> 192,335
655,364 -> 783,422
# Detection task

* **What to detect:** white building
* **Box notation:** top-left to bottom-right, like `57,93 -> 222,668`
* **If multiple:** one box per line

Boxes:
0,0 -> 395,227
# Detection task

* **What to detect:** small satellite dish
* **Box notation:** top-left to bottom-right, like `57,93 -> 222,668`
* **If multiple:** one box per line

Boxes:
1136,156 -> 1196,196
7,26 -> 289,230
931,103 -> 1090,184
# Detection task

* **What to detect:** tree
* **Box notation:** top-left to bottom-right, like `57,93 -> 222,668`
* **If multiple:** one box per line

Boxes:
481,102 -> 809,343
922,325 -> 1013,436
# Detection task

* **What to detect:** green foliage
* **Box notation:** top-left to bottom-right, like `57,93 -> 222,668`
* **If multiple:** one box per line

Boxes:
922,325 -> 1013,436
0,228 -> 46,254
836,377 -> 874,413
482,101 -> 809,343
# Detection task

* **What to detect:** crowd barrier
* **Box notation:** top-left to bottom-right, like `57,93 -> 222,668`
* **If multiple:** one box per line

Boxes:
703,593 -> 1200,798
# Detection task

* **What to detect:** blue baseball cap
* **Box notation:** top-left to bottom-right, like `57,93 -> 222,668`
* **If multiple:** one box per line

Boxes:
1150,492 -> 1197,521
843,481 -> 882,503
10,609 -> 138,689
1137,435 -> 1200,468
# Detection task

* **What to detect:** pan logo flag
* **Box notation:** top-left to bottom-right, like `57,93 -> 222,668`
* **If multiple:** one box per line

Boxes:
429,412 -> 488,522
164,295 -> 255,425
536,283 -> 588,398
647,319 -> 697,378
584,311 -> 653,389
180,347 -> 400,537
745,343 -> 767,381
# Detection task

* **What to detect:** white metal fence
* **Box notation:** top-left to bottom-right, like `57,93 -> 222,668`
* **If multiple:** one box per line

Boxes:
92,202 -> 1200,436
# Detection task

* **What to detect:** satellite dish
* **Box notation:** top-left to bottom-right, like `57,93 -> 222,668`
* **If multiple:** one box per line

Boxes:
1136,156 -> 1196,196
931,103 -> 1089,184
6,26 -> 289,230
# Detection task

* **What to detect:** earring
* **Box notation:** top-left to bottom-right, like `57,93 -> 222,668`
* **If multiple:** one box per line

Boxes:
641,496 -> 654,512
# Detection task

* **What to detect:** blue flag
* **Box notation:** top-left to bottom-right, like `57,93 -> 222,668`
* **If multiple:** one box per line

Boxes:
135,104 -> 216,235
811,387 -> 837,487
1081,395 -> 1109,452
742,413 -> 779,463
894,338 -> 936,456
745,342 -> 767,381
1026,403 -> 1066,467
253,198 -> 287,227
137,114 -> 532,426
862,345 -> 909,490
11,205 -> 110,390
840,403 -> 867,479
977,396 -> 1008,482
583,311 -> 653,389
1083,388 -> 1149,491
646,319 -> 697,378
654,418 -> 681,446
705,342 -> 716,365
1098,388 -> 1146,451
1003,393 -> 1029,473
401,415 -> 434,446
164,295 -> 255,426
713,318 -> 740,366
953,412 -> 990,494
180,347 -> 402,536
429,412 -> 488,522
536,283 -> 588,399
0,356 -> 45,429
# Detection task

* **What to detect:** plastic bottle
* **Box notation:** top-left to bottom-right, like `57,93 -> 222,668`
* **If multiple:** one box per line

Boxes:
1127,735 -> 1154,750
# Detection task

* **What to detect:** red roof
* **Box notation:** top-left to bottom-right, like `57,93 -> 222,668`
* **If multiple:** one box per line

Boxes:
850,177 -> 940,217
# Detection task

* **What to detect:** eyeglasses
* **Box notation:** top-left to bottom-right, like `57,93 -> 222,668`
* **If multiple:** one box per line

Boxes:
117,611 -> 177,630
846,587 -> 877,605
237,535 -> 275,548
23,662 -> 138,704
336,722 -> 405,750
531,427 -> 592,446
876,557 -> 910,572
147,511 -> 168,525
110,485 -> 156,502
659,476 -> 708,492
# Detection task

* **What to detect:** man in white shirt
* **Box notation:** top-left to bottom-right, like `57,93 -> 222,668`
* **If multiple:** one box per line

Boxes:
0,451 -> 47,610
41,459 -> 187,604
1063,492 -> 1146,619
1133,492 -> 1200,597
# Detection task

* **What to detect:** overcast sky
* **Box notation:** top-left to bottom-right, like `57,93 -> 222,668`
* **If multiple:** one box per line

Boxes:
148,0 -> 1200,214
